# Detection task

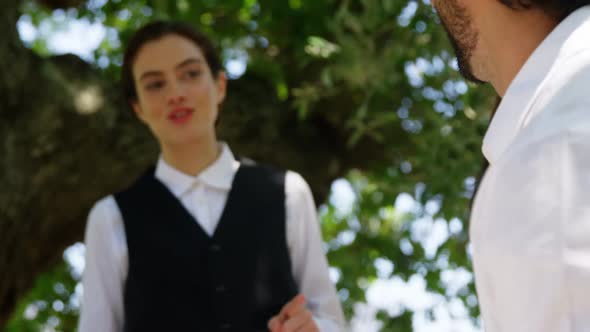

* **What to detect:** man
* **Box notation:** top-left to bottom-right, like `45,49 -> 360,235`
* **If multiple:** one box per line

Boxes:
432,1 -> 590,331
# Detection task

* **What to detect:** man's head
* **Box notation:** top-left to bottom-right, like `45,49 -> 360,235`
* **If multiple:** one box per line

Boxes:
433,0 -> 590,84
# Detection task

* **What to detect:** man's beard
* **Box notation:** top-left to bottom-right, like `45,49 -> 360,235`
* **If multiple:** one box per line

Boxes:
436,0 -> 485,84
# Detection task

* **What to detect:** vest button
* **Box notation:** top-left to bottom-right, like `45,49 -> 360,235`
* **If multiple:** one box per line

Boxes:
220,323 -> 232,330
210,244 -> 221,252
216,285 -> 227,293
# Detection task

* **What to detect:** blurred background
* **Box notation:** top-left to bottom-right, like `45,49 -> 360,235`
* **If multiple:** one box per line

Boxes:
1,0 -> 497,331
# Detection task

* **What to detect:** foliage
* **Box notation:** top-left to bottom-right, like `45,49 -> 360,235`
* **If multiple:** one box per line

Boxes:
5,247 -> 80,332
8,0 -> 496,330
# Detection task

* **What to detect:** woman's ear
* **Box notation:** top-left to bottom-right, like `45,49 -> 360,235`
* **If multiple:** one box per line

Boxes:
130,100 -> 147,124
215,71 -> 227,105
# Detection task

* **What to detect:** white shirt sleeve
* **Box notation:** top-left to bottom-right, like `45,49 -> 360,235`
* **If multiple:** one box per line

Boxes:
78,196 -> 127,332
285,171 -> 347,331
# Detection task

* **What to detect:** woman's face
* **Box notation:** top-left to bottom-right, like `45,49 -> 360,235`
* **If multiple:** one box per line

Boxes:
131,34 -> 226,147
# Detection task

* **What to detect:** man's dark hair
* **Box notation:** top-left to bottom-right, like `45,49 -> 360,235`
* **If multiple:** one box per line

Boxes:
499,0 -> 590,20
121,20 -> 223,102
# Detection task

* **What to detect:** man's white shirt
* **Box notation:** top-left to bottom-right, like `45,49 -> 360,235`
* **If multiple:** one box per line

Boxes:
471,7 -> 590,332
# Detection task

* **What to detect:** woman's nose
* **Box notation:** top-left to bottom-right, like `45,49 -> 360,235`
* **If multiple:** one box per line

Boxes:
167,82 -> 186,105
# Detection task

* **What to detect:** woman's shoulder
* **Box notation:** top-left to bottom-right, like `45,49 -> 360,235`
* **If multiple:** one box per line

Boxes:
86,195 -> 123,236
89,195 -> 118,216
284,170 -> 310,190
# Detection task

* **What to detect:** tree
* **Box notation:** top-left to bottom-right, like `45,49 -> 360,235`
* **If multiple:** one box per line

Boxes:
1,0 -> 496,330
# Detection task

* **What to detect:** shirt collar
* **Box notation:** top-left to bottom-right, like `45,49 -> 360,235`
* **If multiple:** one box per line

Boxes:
482,6 -> 590,164
155,143 -> 240,197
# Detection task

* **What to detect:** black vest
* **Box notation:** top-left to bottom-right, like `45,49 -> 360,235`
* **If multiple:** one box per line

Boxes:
114,163 -> 299,332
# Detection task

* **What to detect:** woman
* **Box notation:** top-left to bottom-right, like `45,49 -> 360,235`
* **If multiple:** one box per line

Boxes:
78,21 -> 344,332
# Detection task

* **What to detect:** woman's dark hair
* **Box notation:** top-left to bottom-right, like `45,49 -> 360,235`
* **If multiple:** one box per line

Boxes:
499,0 -> 590,20
121,20 -> 223,102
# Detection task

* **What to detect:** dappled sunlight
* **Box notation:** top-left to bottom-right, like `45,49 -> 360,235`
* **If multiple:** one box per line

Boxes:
74,86 -> 104,115
325,174 -> 481,331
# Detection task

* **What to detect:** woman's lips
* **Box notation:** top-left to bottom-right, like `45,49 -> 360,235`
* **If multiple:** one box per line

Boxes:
168,107 -> 194,124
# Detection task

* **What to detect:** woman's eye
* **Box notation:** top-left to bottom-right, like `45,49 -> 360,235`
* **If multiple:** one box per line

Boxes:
145,81 -> 164,90
185,70 -> 201,79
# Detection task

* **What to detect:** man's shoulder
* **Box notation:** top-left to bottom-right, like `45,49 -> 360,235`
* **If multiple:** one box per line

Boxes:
542,48 -> 590,111
520,56 -> 590,148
